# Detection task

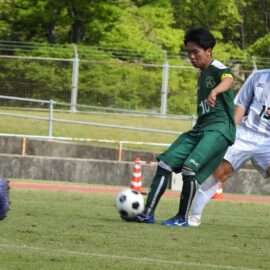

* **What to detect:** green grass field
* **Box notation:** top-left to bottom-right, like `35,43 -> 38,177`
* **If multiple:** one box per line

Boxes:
1,180 -> 269,270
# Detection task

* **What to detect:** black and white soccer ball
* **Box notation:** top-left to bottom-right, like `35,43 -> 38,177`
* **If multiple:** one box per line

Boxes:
115,189 -> 144,218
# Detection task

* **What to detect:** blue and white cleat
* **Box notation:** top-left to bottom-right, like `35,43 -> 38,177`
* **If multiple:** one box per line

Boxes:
121,213 -> 155,224
161,215 -> 189,227
0,178 -> 10,221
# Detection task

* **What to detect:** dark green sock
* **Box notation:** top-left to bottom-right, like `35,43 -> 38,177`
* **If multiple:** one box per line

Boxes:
177,174 -> 197,220
144,166 -> 171,216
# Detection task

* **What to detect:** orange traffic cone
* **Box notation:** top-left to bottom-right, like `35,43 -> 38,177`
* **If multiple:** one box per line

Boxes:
130,157 -> 144,194
212,183 -> 223,200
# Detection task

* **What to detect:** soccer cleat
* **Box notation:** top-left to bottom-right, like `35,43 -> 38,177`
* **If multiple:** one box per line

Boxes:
0,179 -> 10,221
121,213 -> 155,224
161,215 -> 189,227
188,214 -> 201,227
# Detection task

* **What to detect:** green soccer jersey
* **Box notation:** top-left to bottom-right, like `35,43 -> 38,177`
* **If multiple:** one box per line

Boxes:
193,59 -> 236,144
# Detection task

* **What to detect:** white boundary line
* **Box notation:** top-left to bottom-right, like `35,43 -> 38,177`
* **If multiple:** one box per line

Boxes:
0,243 -> 264,270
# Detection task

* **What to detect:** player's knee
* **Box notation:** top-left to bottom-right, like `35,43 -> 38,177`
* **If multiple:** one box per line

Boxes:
156,165 -> 171,177
181,167 -> 197,185
182,167 -> 195,176
213,160 -> 233,183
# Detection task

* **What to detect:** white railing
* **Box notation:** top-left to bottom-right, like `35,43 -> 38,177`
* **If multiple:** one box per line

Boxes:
0,95 -> 197,137
0,133 -> 170,161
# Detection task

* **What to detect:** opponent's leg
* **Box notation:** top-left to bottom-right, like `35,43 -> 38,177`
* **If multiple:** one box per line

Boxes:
188,175 -> 219,226
189,160 -> 233,226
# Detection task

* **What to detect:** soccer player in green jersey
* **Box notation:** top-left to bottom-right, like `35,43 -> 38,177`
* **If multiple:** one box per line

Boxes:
123,27 -> 236,226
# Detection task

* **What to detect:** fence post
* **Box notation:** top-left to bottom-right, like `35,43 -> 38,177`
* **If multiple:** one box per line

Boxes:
191,115 -> 197,127
118,141 -> 123,161
71,44 -> 79,112
21,137 -> 26,156
252,56 -> 257,70
161,50 -> 169,115
48,99 -> 54,137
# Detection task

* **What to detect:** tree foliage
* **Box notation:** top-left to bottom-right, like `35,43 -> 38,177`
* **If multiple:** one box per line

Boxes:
0,0 -> 269,114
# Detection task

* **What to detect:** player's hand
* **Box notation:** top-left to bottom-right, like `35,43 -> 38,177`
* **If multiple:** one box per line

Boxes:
207,90 -> 217,107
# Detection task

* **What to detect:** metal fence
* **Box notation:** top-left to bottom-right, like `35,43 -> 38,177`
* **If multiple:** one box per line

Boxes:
0,95 -> 196,159
0,53 -> 194,114
0,94 -> 196,136
0,42 -> 262,116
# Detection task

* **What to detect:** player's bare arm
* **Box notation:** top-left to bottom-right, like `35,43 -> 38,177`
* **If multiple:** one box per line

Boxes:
207,76 -> 234,107
234,105 -> 246,125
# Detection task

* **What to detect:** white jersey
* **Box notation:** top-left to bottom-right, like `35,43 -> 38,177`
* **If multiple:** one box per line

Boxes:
235,69 -> 270,136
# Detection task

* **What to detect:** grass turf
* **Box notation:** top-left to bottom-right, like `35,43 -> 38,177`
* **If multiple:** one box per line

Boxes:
0,180 -> 269,270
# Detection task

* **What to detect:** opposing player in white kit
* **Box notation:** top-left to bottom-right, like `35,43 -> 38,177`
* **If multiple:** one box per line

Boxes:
188,69 -> 270,226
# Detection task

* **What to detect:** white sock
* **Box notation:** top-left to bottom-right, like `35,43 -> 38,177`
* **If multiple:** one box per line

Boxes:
190,175 -> 220,216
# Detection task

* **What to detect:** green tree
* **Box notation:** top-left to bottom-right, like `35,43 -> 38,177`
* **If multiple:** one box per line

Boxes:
239,0 -> 270,48
248,32 -> 270,60
0,0 -> 66,42
171,0 -> 243,46
1,0 -> 268,115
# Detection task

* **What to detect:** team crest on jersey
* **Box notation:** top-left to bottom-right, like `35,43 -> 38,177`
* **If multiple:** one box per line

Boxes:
206,76 -> 216,88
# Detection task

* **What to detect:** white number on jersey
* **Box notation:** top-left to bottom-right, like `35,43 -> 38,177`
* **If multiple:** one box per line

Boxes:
199,99 -> 210,115
259,105 -> 270,120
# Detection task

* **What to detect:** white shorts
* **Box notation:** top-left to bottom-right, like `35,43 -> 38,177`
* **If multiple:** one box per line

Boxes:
224,125 -> 270,178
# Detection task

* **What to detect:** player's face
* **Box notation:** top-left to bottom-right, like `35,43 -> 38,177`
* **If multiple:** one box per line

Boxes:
186,42 -> 212,70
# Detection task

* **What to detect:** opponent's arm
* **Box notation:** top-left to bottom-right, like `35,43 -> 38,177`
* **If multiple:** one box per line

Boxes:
234,105 -> 246,125
207,77 -> 234,107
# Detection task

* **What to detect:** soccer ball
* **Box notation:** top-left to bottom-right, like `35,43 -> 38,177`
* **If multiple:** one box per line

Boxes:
115,189 -> 144,218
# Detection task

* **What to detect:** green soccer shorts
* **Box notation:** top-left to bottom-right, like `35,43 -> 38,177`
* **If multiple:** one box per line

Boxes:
157,130 -> 230,184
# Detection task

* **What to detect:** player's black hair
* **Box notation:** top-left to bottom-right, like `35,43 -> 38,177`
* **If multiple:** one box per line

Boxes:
184,27 -> 216,49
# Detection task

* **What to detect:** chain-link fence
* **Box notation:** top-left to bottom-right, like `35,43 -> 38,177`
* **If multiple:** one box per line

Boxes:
0,42 -> 263,116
